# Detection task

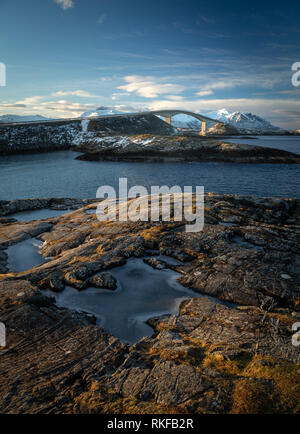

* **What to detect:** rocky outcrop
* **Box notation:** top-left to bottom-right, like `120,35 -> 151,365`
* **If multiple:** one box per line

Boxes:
0,115 -> 175,154
0,193 -> 299,413
206,122 -> 240,136
87,113 -> 175,135
0,120 -> 81,154
75,134 -> 300,164
0,280 -> 128,414
89,272 -> 117,290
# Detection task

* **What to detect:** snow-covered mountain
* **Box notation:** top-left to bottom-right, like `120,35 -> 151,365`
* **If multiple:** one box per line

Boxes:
0,114 -> 49,123
80,106 -> 127,118
0,108 -> 289,135
166,114 -> 202,130
203,109 -> 287,134
158,109 -> 287,134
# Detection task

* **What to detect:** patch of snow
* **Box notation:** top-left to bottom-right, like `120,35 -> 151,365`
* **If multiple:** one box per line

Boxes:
81,119 -> 90,133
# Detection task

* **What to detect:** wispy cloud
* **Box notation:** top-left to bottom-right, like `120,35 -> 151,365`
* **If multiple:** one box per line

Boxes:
118,75 -> 185,98
111,92 -> 130,100
52,90 -> 98,98
196,90 -> 214,96
16,96 -> 44,105
54,0 -> 74,10
172,21 -> 229,38
0,103 -> 26,108
98,13 -> 107,25
196,15 -> 216,24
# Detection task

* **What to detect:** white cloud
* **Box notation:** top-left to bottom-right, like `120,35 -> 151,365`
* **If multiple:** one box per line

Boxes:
111,92 -> 130,100
166,95 -> 184,101
0,103 -> 27,108
15,96 -> 44,105
98,14 -> 107,24
118,75 -> 185,98
35,100 -> 96,113
52,90 -> 97,98
54,0 -> 74,10
196,90 -> 213,97
197,74 -> 284,94
0,96 -> 97,118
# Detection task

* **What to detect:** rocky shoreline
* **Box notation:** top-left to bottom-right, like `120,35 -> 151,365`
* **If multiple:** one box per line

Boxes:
0,194 -> 299,413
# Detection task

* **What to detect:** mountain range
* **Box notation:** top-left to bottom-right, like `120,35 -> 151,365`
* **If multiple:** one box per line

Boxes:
170,109 -> 288,135
0,107 -> 293,135
0,114 -> 49,123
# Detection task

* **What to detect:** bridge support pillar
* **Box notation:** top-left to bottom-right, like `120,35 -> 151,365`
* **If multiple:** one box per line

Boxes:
199,121 -> 206,136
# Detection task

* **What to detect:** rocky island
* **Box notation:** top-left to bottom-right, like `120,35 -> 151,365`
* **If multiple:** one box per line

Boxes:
0,193 -> 299,414
74,133 -> 300,164
0,114 -> 299,164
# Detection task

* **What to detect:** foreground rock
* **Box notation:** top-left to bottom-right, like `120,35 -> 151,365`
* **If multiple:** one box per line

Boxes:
0,193 -> 299,413
75,134 -> 300,164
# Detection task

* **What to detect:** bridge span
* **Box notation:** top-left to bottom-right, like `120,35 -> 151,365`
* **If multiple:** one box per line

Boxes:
139,110 -> 221,135
0,110 -> 222,135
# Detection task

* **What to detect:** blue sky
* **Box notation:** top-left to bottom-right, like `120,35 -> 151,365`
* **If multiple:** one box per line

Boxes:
0,0 -> 300,128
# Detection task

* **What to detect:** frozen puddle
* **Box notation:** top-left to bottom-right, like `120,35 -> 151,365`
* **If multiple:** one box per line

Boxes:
7,238 -> 47,272
49,258 -> 199,345
11,208 -> 70,222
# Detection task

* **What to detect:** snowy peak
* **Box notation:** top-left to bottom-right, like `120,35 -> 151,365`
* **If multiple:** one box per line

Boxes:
80,106 -> 126,118
204,108 -> 231,122
204,109 -> 287,134
158,109 -> 287,134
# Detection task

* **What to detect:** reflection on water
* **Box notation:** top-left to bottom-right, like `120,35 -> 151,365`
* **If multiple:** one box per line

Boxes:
227,135 -> 300,154
7,238 -> 46,272
47,258 -> 199,345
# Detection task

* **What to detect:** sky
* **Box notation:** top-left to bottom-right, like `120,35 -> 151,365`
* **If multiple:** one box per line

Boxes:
0,0 -> 300,129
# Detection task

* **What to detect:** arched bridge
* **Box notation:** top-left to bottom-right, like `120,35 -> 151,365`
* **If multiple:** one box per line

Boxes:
144,110 -> 222,135
0,109 -> 222,136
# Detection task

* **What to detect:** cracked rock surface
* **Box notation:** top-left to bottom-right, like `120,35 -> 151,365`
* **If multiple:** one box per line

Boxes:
0,193 -> 299,413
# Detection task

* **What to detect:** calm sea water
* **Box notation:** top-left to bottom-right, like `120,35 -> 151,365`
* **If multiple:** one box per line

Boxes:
227,135 -> 300,154
0,136 -> 299,200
